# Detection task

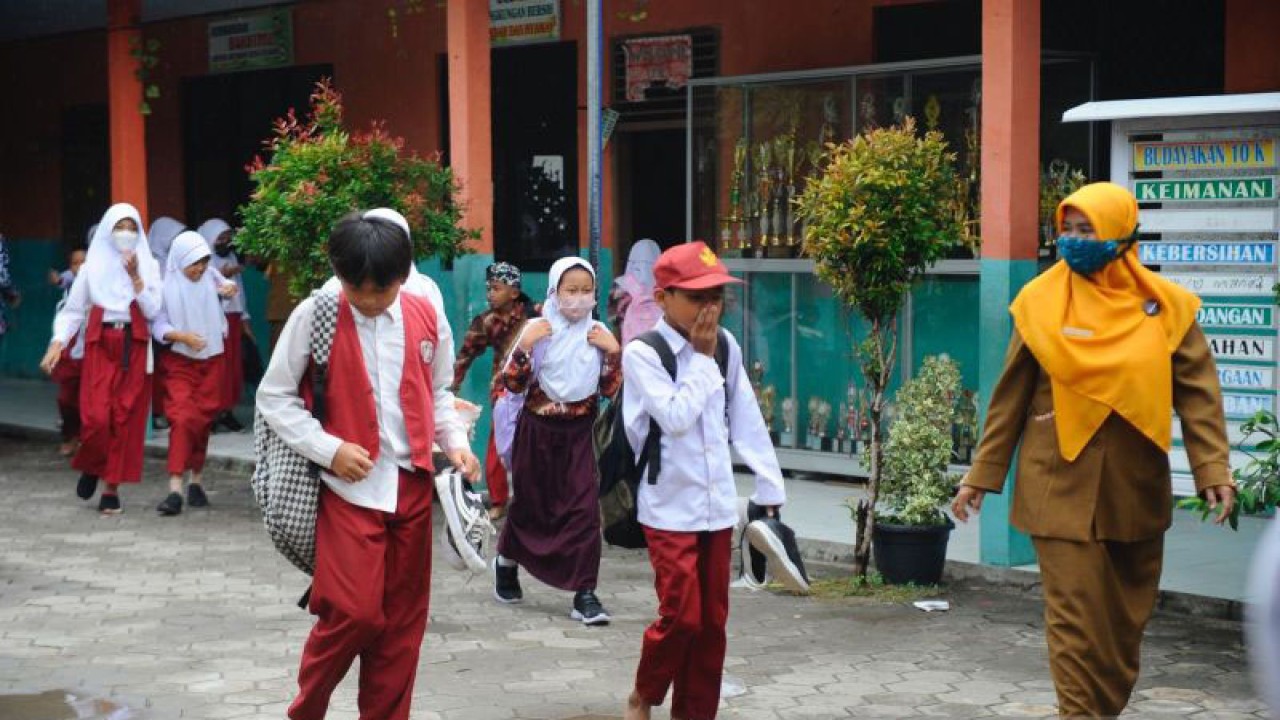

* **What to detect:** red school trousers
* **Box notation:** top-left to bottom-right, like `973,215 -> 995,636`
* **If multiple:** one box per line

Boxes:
160,351 -> 224,475
51,345 -> 82,441
221,313 -> 244,412
634,526 -> 733,720
484,424 -> 509,506
288,469 -> 434,720
73,322 -> 151,484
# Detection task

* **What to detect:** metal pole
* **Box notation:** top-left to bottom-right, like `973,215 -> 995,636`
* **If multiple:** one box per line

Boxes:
586,0 -> 602,272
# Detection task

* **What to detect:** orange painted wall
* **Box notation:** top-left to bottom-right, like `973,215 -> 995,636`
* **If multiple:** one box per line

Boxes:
1224,0 -> 1280,92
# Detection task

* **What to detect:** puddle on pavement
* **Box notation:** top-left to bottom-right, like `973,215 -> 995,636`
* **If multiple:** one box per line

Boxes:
0,691 -> 139,720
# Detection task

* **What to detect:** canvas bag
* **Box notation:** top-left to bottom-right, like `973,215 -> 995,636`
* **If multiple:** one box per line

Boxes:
250,289 -> 339,577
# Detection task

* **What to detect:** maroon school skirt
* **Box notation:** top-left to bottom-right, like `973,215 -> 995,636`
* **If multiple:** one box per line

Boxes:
497,411 -> 602,592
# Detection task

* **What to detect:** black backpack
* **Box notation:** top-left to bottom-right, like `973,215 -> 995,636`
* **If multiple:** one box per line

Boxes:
594,329 -> 730,549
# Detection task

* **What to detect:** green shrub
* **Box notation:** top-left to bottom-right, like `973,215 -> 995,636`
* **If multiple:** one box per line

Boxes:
880,355 -> 962,527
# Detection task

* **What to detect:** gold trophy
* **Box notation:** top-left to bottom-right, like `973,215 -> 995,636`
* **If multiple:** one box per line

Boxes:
754,142 -> 774,259
722,139 -> 748,258
770,135 -> 797,258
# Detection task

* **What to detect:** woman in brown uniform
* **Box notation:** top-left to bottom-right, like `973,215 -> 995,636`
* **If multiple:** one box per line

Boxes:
952,182 -> 1237,718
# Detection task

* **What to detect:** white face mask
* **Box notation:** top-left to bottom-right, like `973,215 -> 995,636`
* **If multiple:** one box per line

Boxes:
112,230 -> 139,252
557,294 -> 596,322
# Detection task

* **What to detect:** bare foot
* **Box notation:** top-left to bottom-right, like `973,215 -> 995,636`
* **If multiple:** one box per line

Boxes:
624,691 -> 651,720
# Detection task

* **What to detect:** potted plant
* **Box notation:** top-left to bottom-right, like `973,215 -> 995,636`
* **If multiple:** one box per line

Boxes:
236,78 -> 475,300
871,355 -> 962,585
794,117 -> 964,582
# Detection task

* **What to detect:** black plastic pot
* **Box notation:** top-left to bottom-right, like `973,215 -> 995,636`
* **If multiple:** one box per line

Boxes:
872,518 -> 954,586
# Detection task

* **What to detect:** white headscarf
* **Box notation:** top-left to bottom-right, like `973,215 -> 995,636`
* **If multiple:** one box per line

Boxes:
196,218 -> 231,249
148,217 -> 185,276
533,256 -> 604,403
162,231 -> 226,359
83,203 -> 162,314
624,238 -> 661,289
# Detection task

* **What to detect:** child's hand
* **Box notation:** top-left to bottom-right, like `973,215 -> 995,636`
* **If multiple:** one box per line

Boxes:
587,325 -> 620,354
217,283 -> 239,298
519,319 -> 553,352
690,303 -> 721,356
332,442 -> 374,482
47,269 -> 61,286
446,447 -> 481,481
40,341 -> 63,375
179,332 -> 208,352
122,250 -> 139,279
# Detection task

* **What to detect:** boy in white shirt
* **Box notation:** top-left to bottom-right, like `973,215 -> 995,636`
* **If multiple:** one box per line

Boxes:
621,241 -> 786,720
257,212 -> 479,720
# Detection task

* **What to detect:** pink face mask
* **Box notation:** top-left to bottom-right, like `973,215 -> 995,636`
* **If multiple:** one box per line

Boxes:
557,294 -> 596,321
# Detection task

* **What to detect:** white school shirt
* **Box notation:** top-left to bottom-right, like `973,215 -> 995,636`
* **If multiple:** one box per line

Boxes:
53,271 -> 162,345
622,318 -> 785,532
256,293 -> 468,513
210,250 -> 249,316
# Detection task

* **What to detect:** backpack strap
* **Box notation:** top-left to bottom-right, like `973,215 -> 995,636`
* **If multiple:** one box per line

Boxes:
308,289 -> 341,425
635,330 -> 676,485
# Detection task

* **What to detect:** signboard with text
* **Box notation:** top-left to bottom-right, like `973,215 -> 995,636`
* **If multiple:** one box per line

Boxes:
490,0 -> 560,45
1135,177 -> 1276,202
209,8 -> 293,73
1133,138 -> 1276,171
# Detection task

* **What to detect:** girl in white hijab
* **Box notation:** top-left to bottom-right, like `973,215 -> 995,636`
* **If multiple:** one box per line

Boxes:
492,256 -> 621,625
148,217 -> 185,277
152,231 -> 237,516
40,203 -> 162,514
609,238 -> 663,344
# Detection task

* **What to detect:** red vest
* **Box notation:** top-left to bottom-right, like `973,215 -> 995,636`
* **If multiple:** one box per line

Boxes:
302,293 -> 439,473
85,303 -> 149,345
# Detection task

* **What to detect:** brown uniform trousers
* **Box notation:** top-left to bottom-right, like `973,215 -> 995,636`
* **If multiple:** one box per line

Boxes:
965,324 -> 1231,718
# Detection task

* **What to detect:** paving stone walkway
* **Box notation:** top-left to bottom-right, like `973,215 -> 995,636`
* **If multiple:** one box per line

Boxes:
0,440 -> 1264,719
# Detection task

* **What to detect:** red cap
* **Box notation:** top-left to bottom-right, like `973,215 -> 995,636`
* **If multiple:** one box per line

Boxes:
652,241 -> 743,290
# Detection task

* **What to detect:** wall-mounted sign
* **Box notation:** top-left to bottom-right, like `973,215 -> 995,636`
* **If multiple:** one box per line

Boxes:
1218,364 -> 1275,390
1133,138 -> 1276,172
490,0 -> 560,45
1196,302 -> 1274,329
1136,177 -> 1276,202
1208,334 -> 1276,361
622,35 -> 693,102
1163,273 -> 1277,296
1139,241 -> 1276,266
1223,392 -> 1275,419
209,8 -> 293,73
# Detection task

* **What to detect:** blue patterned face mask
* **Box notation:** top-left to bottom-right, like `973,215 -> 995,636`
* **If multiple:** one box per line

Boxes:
1056,236 -> 1127,276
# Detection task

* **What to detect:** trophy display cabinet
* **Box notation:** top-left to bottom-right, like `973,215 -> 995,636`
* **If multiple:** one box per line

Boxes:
687,54 -> 1094,478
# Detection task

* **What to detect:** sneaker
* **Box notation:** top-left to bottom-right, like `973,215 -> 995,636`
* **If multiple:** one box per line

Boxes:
98,494 -> 122,515
492,558 -> 523,604
152,416 -> 170,431
570,590 -> 611,626
738,526 -> 769,589
76,473 -> 99,500
438,523 -> 467,572
187,483 -> 209,508
434,469 -> 493,572
156,492 -> 183,516
745,518 -> 811,595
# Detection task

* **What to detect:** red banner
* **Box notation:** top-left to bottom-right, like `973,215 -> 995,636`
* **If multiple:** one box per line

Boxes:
623,35 -> 692,102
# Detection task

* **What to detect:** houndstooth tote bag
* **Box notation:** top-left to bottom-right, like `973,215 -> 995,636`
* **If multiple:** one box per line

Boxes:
251,289 -> 339,576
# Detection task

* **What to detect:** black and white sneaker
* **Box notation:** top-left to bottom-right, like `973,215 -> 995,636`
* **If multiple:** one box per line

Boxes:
434,468 -> 493,572
745,517 -> 811,595
438,522 -> 467,571
570,590 -> 610,626
739,525 -> 769,589
492,558 -> 523,604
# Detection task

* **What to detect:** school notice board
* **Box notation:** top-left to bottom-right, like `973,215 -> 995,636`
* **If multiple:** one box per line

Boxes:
1117,120 -> 1280,496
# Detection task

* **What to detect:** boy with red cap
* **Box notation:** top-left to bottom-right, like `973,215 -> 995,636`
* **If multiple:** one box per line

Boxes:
621,241 -> 785,720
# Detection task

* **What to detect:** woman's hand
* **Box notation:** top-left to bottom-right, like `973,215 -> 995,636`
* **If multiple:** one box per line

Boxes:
1204,484 -> 1237,525
587,325 -> 620,354
40,341 -> 64,375
950,485 -> 986,523
519,319 -> 553,352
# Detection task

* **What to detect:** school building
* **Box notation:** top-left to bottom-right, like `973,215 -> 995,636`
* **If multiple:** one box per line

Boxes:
1,0 -> 1278,568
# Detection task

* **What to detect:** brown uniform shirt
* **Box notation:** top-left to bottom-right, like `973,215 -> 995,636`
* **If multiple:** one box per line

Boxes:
965,324 -> 1232,542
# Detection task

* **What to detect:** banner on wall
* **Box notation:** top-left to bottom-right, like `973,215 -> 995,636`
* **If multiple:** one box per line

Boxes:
490,0 -> 560,46
622,34 -> 693,102
209,8 -> 293,73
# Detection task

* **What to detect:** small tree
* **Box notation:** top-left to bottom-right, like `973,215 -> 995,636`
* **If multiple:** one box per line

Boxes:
795,118 -> 963,581
879,355 -> 962,527
237,79 -> 476,299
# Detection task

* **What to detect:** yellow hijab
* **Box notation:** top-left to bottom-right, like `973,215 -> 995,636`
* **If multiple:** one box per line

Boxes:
1010,182 -> 1200,461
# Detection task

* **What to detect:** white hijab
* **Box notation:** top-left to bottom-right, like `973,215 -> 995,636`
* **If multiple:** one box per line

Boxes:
533,256 -> 604,403
148,217 -> 185,277
83,203 -> 162,314
624,238 -> 661,289
163,231 -> 226,359
196,218 -> 231,250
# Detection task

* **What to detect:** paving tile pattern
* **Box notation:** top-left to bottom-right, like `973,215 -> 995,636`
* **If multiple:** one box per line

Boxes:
0,441 -> 1264,719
